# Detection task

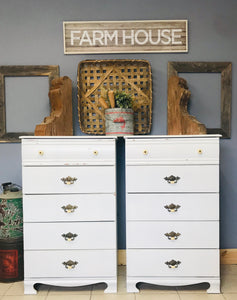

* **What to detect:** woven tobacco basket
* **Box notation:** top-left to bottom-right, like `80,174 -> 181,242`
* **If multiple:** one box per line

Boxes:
77,59 -> 152,135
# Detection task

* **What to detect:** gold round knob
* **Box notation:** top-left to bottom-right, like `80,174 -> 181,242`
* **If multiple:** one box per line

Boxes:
93,150 -> 98,155
38,150 -> 44,155
143,150 -> 148,155
198,149 -> 203,154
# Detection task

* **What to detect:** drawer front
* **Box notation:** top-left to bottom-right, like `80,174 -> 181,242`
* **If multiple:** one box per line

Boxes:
22,139 -> 115,165
126,194 -> 219,221
126,165 -> 219,193
23,194 -> 115,222
22,166 -> 115,194
24,222 -> 116,250
24,250 -> 116,278
127,221 -> 219,248
126,137 -> 219,165
127,249 -> 219,277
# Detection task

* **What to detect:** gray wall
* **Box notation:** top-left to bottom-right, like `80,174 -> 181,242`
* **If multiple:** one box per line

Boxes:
0,0 -> 236,249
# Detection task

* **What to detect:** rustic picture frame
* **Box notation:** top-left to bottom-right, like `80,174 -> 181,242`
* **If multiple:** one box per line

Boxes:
0,65 -> 59,142
168,61 -> 232,138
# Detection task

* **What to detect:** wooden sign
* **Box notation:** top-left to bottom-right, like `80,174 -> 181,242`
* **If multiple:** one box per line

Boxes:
63,20 -> 188,54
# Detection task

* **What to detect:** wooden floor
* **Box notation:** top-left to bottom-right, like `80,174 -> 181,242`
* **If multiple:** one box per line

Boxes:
0,265 -> 236,299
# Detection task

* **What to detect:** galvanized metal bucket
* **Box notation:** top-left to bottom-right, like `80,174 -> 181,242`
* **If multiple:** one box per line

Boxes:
105,108 -> 134,136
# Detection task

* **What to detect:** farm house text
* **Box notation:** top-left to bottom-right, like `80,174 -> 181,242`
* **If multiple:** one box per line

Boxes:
70,29 -> 183,46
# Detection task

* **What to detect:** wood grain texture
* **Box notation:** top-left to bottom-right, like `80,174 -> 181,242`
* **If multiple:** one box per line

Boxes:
0,65 -> 59,81
34,76 -> 73,136
64,20 -> 188,54
0,74 -> 5,138
221,63 -> 232,138
220,249 -> 237,264
167,76 -> 207,135
168,62 -> 230,76
167,61 -> 232,138
0,65 -> 59,142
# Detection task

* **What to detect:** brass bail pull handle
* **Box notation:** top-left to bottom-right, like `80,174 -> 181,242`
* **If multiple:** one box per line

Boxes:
165,260 -> 181,269
164,204 -> 181,212
62,260 -> 78,269
61,176 -> 77,185
165,231 -> 181,240
164,175 -> 180,184
62,232 -> 78,241
61,204 -> 78,213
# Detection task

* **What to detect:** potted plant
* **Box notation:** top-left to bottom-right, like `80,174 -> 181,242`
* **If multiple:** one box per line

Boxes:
99,89 -> 134,136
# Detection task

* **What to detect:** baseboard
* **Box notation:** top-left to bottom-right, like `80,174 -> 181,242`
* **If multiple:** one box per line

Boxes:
118,249 -> 237,265
118,250 -> 126,266
220,249 -> 237,264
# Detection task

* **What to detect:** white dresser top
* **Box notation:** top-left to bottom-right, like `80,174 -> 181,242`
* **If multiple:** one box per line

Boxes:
124,134 -> 221,139
20,136 -> 117,140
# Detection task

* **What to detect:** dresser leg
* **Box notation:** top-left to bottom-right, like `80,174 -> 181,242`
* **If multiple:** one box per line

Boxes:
24,282 -> 37,294
207,280 -> 220,293
127,280 -> 139,293
104,280 -> 117,293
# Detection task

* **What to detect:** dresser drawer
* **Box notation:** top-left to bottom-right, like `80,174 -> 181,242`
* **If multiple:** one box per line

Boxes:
24,250 -> 116,278
127,249 -> 219,277
126,137 -> 219,165
22,166 -> 115,194
21,138 -> 115,166
126,165 -> 219,193
23,194 -> 115,222
126,194 -> 219,221
24,222 -> 116,250
127,221 -> 219,248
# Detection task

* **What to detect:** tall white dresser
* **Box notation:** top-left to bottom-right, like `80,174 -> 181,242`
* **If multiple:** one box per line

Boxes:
21,136 -> 117,294
125,135 -> 220,293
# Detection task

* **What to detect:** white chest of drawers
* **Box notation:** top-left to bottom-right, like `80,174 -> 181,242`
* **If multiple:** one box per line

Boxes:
125,135 -> 220,293
21,136 -> 117,294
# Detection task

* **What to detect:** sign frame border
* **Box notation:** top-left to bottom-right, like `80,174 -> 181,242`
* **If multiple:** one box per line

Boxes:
63,19 -> 188,54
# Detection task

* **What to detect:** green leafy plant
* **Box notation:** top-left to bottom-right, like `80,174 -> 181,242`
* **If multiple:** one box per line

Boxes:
114,91 -> 133,109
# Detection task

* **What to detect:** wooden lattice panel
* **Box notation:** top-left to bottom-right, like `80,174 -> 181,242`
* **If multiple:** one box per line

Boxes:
77,59 -> 152,135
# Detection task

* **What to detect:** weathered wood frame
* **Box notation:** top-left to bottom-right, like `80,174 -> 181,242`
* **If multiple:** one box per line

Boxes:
0,65 -> 59,142
168,62 -> 232,138
64,20 -> 188,54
